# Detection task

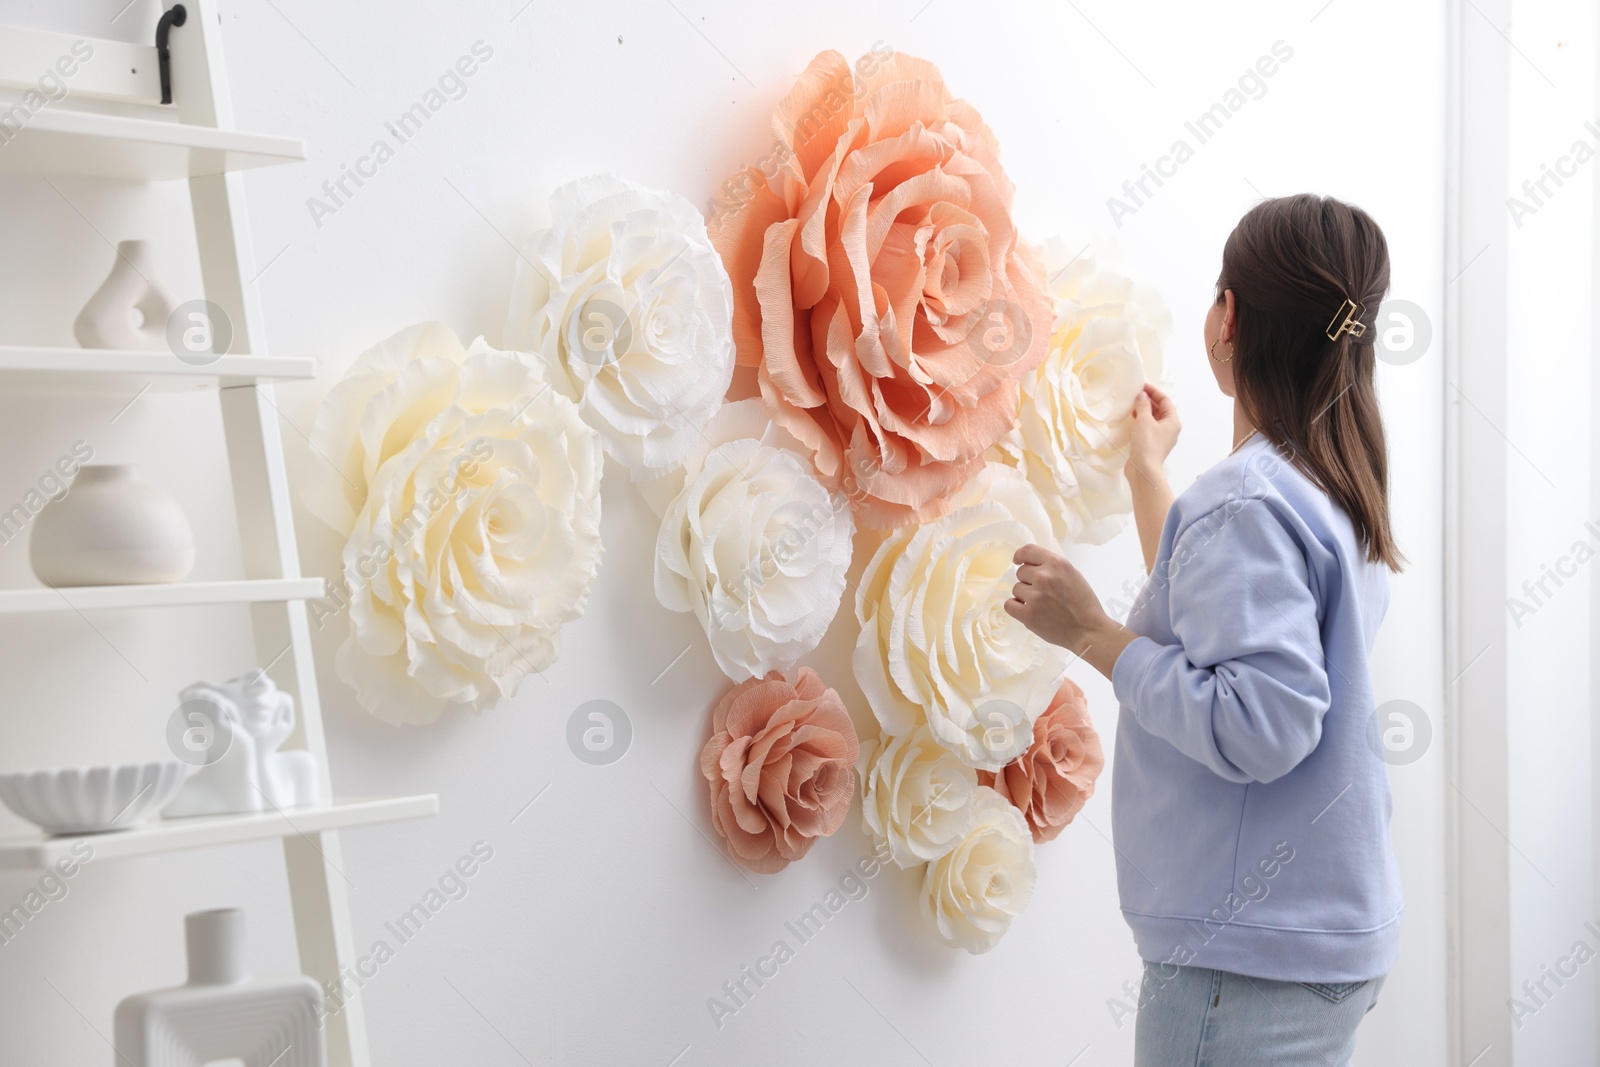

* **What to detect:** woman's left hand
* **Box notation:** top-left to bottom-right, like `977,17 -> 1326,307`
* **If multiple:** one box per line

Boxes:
1005,544 -> 1139,680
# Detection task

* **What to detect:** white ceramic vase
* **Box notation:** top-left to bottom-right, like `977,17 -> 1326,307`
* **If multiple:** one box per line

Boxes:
73,239 -> 176,350
114,909 -> 326,1067
29,465 -> 195,587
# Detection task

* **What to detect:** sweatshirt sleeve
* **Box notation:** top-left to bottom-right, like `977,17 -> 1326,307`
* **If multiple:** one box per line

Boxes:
1111,498 -> 1331,784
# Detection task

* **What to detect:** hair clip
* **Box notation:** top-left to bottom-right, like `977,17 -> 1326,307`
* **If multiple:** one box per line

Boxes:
1326,299 -> 1365,342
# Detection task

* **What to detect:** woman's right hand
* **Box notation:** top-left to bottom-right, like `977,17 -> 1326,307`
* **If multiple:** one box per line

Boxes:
1129,383 -> 1181,479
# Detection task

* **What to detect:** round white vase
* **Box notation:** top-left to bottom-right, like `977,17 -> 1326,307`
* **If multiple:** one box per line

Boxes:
30,465 -> 196,587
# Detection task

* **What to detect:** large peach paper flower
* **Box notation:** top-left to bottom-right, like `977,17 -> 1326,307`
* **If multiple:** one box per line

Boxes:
700,668 -> 860,873
708,50 -> 1051,529
979,677 -> 1104,842
988,235 -> 1168,544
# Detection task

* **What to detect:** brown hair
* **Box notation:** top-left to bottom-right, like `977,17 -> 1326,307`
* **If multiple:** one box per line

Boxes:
1218,193 -> 1404,571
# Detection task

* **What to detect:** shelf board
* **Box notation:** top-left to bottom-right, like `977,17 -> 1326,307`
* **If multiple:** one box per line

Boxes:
0,107 -> 305,180
0,795 -> 440,869
0,578 -> 324,615
0,347 -> 317,393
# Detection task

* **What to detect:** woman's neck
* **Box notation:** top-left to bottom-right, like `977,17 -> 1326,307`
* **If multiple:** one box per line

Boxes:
1232,400 -> 1258,452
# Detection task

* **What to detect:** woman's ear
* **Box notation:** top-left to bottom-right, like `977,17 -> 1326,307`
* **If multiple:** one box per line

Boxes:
1221,289 -> 1237,343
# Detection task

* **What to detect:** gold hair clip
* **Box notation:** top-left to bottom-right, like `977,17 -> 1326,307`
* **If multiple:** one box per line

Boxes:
1326,299 -> 1365,342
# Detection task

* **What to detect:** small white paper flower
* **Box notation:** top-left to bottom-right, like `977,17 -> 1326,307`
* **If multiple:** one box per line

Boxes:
857,724 -> 980,868
505,174 -> 735,480
989,234 -> 1169,544
318,329 -> 602,725
655,400 -> 853,681
853,464 -> 1067,770
920,786 -> 1038,954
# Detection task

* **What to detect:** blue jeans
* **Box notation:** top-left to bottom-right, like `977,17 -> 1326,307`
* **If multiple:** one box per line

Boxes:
1134,962 -> 1385,1067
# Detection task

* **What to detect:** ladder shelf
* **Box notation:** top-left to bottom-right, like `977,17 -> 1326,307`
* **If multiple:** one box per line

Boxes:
0,8 -> 421,1065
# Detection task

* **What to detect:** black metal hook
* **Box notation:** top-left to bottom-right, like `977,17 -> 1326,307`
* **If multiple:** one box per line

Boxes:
156,4 -> 187,105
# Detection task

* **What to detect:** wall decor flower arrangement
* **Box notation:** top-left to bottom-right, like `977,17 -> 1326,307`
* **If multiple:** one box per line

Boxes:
703,48 -> 1165,954
304,47 -> 1162,955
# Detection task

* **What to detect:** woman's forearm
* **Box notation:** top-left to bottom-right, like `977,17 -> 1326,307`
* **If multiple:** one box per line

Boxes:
1128,462 -> 1174,573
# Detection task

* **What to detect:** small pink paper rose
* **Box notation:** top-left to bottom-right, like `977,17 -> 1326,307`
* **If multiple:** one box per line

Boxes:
980,677 -> 1103,842
700,667 -> 860,873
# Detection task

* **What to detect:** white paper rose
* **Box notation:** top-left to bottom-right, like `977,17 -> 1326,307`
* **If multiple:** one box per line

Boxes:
505,174 -> 735,480
304,322 -> 504,536
920,786 -> 1037,954
989,235 -> 1169,544
655,400 -> 854,681
853,464 -> 1067,770
857,725 -> 980,868
332,343 -> 602,725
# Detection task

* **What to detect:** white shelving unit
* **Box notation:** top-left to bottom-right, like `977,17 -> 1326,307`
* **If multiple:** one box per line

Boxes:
0,9 -> 432,1065
0,104 -> 306,179
0,796 -> 438,870
0,578 -> 324,614
0,346 -> 317,392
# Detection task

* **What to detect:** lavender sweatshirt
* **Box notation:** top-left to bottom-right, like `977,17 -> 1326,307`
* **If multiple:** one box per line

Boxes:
1110,435 -> 1402,983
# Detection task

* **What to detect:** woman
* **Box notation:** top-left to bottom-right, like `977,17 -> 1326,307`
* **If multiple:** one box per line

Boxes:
1006,194 -> 1403,1066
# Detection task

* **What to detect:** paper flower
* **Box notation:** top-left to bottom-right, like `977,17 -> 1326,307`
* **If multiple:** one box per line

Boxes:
853,464 -> 1066,770
699,668 -> 860,873
857,724 -> 979,868
988,235 -> 1169,544
330,336 -> 602,724
920,786 -> 1037,954
303,322 -> 504,536
707,50 -> 1051,529
505,174 -> 735,480
979,677 -> 1104,842
655,400 -> 854,681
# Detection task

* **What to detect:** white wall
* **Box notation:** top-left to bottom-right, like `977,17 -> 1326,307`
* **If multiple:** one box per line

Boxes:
0,1 -> 1448,1064
1500,0 -> 1599,1062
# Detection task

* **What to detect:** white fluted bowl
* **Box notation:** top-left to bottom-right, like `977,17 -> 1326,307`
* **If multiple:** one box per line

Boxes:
0,761 -> 190,835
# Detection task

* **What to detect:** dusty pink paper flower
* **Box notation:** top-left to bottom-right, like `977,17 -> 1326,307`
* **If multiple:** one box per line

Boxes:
980,677 -> 1104,842
699,668 -> 860,873
708,49 -> 1051,529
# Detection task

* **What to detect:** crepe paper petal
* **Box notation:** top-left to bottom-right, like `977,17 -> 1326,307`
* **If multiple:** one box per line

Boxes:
699,668 -> 860,873
986,234 -> 1170,545
505,173 -> 736,481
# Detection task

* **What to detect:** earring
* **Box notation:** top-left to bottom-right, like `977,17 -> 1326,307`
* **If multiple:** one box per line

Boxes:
1210,338 -> 1232,364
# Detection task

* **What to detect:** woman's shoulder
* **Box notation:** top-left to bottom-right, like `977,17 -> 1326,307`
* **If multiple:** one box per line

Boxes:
1171,436 -> 1343,545
1169,434 -> 1369,579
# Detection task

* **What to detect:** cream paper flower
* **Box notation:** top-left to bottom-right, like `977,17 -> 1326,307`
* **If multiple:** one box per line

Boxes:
857,724 -> 980,868
505,174 -> 735,480
853,464 -> 1067,770
331,341 -> 602,725
988,235 -> 1169,544
304,322 -> 501,537
920,785 -> 1037,954
655,400 -> 853,681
